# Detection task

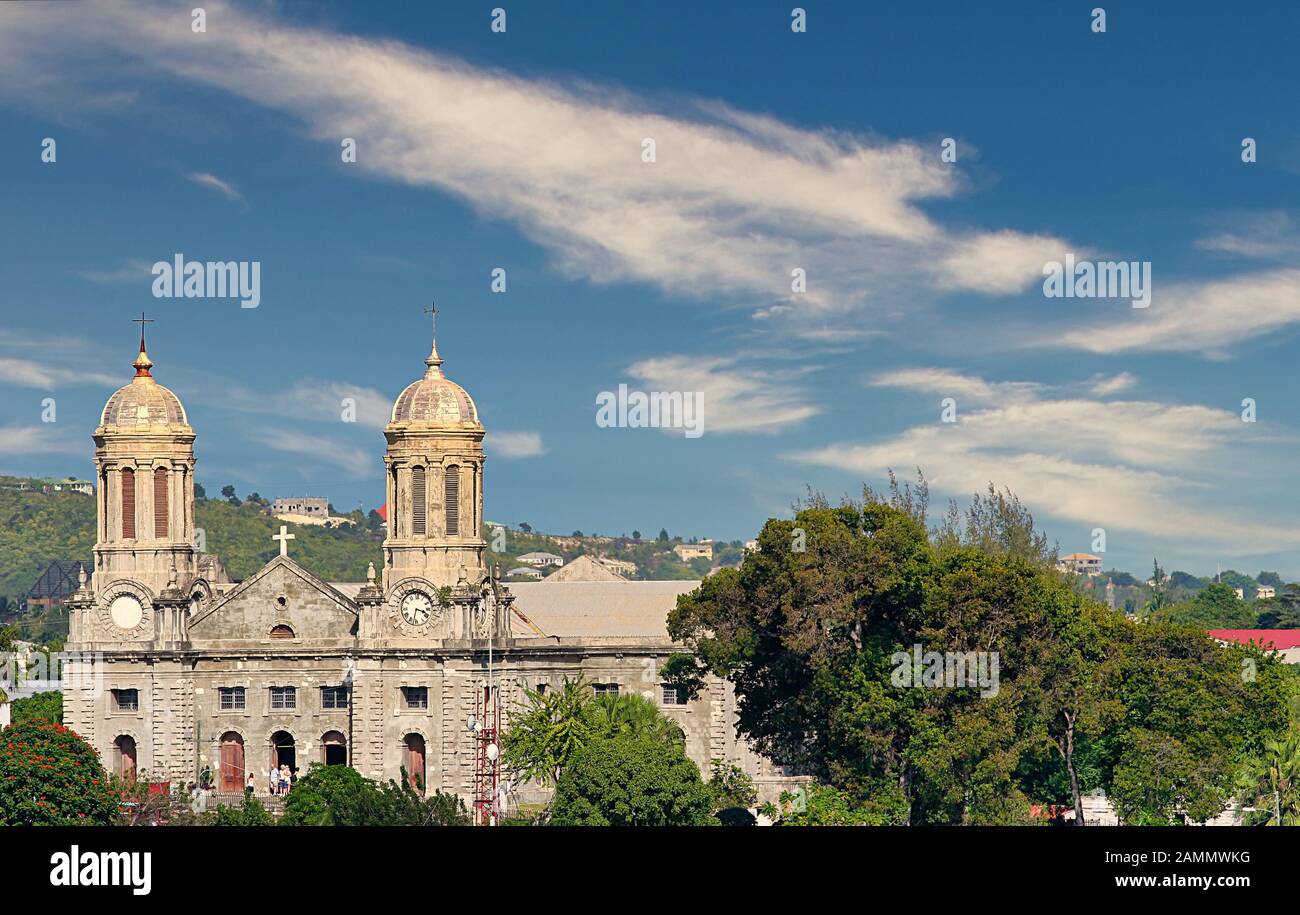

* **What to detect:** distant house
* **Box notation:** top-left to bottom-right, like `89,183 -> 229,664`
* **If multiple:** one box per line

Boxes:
1208,630 -> 1300,664
595,556 -> 638,577
25,559 -> 91,612
46,479 -> 93,495
1233,588 -> 1245,600
743,539 -> 759,553
273,496 -> 329,517
505,566 -> 544,580
517,552 -> 564,568
673,541 -> 714,562
1056,553 -> 1102,576
1256,585 -> 1277,600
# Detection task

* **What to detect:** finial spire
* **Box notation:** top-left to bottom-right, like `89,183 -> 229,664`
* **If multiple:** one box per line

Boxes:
132,311 -> 155,379
423,304 -> 443,377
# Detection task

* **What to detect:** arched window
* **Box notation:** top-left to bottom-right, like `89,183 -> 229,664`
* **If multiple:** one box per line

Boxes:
411,466 -> 426,536
270,624 -> 295,640
114,735 -> 137,780
321,731 -> 347,766
445,465 -> 459,536
153,467 -> 169,538
120,468 -> 136,539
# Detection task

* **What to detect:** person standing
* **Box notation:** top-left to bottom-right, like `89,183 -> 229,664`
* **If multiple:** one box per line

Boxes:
280,763 -> 292,794
246,771 -> 256,796
269,764 -> 280,796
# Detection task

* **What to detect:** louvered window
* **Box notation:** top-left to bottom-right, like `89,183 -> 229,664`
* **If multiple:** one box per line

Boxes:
153,468 -> 169,538
411,466 -> 426,535
121,468 -> 136,539
445,466 -> 459,536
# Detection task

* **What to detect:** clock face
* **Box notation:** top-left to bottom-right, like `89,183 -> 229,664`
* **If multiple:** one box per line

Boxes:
109,594 -> 144,630
401,591 -> 434,626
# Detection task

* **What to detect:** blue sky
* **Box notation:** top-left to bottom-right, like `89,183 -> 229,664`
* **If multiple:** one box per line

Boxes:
3,1 -> 1300,577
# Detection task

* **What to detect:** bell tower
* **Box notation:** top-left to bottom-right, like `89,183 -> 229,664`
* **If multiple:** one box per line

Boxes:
382,307 -> 486,591
91,314 -> 197,597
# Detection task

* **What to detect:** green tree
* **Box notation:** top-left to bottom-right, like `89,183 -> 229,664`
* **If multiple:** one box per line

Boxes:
11,690 -> 62,725
376,770 -> 470,825
0,719 -> 118,825
774,782 -> 898,825
1158,582 -> 1255,628
220,484 -> 240,506
502,676 -> 598,788
707,758 -> 757,811
279,764 -> 386,825
1236,731 -> 1300,825
550,733 -> 714,826
206,794 -> 275,826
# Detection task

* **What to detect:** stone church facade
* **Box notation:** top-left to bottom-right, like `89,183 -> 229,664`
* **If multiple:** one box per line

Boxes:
64,320 -> 792,812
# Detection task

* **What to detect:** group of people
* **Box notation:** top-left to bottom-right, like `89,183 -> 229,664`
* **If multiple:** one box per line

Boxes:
244,763 -> 295,796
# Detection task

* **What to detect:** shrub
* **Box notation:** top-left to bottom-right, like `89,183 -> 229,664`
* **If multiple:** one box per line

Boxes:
0,719 -> 117,825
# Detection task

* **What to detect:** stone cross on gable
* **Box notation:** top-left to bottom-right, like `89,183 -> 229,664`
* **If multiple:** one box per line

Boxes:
273,525 -> 295,558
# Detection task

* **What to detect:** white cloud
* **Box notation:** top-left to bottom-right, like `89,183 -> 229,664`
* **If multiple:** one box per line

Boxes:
200,379 -> 393,430
933,230 -> 1078,295
0,425 -> 81,456
0,357 -> 119,389
1196,211 -> 1300,262
487,431 -> 545,459
187,171 -> 243,201
73,259 -> 154,285
626,354 -> 818,435
249,429 -> 372,477
1048,268 -> 1300,355
0,0 -> 1071,330
1087,372 -> 1137,396
789,369 -> 1298,554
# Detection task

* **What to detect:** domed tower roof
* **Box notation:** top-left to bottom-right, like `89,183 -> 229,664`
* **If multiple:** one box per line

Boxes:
389,307 -> 481,428
98,319 -> 190,433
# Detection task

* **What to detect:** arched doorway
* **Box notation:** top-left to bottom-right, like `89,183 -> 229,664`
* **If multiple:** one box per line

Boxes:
404,733 -> 426,792
321,730 -> 347,766
218,732 -> 244,793
114,735 -> 137,780
271,730 -> 296,774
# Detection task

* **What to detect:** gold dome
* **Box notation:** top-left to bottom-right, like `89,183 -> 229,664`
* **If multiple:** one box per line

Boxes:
99,340 -> 190,431
389,311 -> 480,427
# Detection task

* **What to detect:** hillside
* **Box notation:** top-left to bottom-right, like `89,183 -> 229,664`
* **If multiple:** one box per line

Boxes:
0,486 -> 729,617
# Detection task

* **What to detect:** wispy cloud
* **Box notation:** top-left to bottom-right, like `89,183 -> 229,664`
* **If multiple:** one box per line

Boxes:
0,425 -> 82,456
72,259 -> 154,285
187,171 -> 243,201
0,357 -> 119,389
626,354 -> 819,435
487,431 -> 545,459
197,379 -> 393,430
1045,268 -> 1300,355
1196,211 -> 1300,263
789,369 -> 1297,554
249,429 -> 372,477
0,0 -> 1072,338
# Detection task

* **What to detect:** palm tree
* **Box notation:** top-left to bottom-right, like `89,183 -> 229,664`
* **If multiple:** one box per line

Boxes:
589,692 -> 685,747
1237,732 -> 1300,825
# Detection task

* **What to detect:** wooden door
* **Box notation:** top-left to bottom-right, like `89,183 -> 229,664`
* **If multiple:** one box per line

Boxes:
405,734 -> 426,791
219,732 -> 244,793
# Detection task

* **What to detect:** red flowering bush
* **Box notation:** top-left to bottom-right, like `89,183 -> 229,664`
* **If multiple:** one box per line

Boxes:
0,719 -> 118,825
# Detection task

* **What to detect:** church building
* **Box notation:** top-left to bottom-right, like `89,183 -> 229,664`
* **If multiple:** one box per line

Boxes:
63,317 -> 792,812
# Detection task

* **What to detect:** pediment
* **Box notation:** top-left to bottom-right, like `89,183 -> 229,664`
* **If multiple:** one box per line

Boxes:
190,555 -> 358,643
